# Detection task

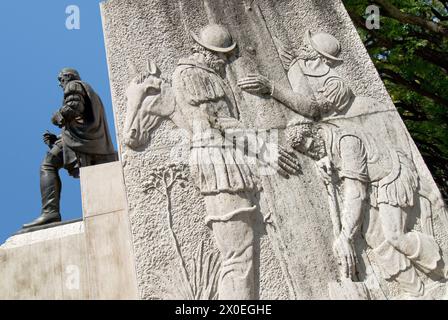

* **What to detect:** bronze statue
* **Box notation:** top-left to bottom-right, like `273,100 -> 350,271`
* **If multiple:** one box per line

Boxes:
23,68 -> 116,229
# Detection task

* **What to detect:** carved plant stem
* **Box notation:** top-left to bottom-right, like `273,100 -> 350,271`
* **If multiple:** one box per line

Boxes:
163,179 -> 194,297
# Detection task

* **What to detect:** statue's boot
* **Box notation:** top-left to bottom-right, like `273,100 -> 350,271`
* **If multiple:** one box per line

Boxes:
23,160 -> 62,229
22,212 -> 61,229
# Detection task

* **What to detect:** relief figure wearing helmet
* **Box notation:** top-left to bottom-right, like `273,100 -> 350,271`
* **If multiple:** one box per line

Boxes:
238,30 -> 352,120
175,24 -> 258,300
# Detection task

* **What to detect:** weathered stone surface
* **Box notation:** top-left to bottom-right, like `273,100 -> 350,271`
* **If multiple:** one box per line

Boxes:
81,161 -> 128,218
0,162 -> 138,300
2,221 -> 84,250
100,0 -> 448,300
84,210 -> 138,299
0,223 -> 88,300
80,162 -> 139,300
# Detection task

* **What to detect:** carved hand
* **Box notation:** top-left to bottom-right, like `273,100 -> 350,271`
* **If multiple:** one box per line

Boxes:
316,156 -> 333,184
237,74 -> 273,96
277,146 -> 301,177
259,143 -> 301,178
333,234 -> 357,280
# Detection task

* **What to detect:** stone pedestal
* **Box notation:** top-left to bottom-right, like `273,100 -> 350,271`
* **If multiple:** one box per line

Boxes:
0,161 -> 138,300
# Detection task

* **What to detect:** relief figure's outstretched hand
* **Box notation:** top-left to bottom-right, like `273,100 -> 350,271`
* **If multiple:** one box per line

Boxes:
237,74 -> 273,96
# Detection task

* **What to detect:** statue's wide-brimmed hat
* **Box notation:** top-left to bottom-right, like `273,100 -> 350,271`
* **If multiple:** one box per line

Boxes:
306,30 -> 343,61
190,24 -> 236,53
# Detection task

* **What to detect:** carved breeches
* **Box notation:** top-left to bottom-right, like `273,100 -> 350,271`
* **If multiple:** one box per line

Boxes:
190,145 -> 257,196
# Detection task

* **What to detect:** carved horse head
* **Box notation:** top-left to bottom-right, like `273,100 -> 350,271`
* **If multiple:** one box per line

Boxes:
124,60 -> 165,149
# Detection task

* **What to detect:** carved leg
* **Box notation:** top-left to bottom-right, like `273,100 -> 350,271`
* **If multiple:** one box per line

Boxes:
417,181 -> 448,279
373,239 -> 424,297
379,204 -> 441,273
378,204 -> 416,254
376,204 -> 442,296
204,192 -> 256,300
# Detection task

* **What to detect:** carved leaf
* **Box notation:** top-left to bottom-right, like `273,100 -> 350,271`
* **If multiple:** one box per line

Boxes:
151,243 -> 221,300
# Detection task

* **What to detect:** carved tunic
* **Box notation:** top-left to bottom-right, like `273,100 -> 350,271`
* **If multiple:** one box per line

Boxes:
320,124 -> 419,208
173,57 -> 257,195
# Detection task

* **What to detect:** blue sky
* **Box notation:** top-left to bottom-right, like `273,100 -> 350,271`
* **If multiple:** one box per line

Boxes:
0,1 -> 115,243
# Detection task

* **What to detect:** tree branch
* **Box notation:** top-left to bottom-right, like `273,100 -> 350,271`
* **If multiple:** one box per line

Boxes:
415,47 -> 448,73
436,0 -> 448,12
431,7 -> 448,21
373,0 -> 448,36
413,137 -> 448,165
378,67 -> 448,107
408,29 -> 445,48
347,10 -> 448,72
395,102 -> 428,120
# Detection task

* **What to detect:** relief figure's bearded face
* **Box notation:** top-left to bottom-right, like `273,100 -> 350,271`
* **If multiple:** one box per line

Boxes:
286,123 -> 327,161
192,44 -> 229,76
296,43 -> 321,62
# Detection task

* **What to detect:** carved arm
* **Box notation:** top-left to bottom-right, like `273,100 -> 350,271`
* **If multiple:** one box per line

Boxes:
333,135 -> 369,279
237,74 -> 319,119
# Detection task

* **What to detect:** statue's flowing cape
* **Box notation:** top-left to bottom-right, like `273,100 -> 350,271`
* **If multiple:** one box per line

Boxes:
62,80 -> 115,156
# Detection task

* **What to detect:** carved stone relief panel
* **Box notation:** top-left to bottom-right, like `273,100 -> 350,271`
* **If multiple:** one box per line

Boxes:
101,0 -> 448,300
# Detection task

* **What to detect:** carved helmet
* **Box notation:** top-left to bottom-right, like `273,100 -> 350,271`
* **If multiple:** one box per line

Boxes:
190,24 -> 236,53
306,30 -> 343,62
58,68 -> 81,81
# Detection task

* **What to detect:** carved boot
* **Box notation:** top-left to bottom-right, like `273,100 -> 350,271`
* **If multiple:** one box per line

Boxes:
23,163 -> 62,229
406,232 -> 442,274
394,267 -> 425,299
373,240 -> 424,297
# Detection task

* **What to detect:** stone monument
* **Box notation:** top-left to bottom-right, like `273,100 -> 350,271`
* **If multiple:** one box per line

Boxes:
1,0 -> 447,300
98,0 -> 448,300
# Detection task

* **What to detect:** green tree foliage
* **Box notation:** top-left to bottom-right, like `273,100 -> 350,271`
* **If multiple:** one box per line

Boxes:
343,0 -> 448,199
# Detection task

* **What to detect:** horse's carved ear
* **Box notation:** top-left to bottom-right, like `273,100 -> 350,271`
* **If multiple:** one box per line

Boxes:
147,60 -> 161,77
129,63 -> 138,78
